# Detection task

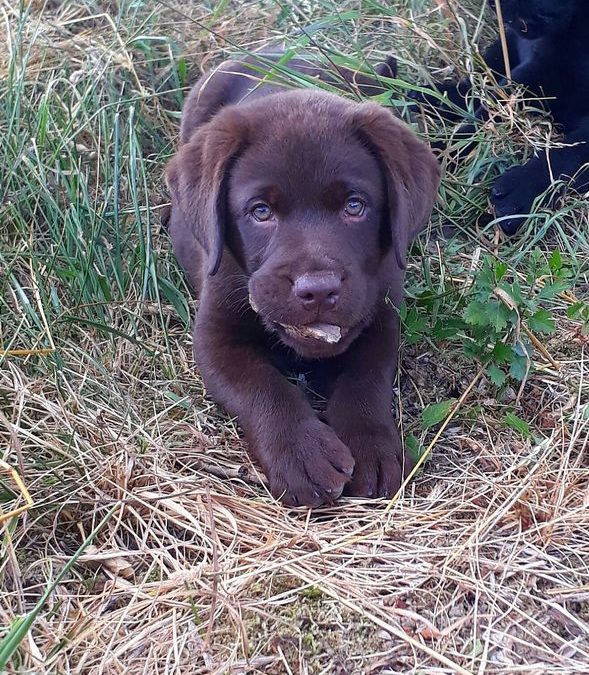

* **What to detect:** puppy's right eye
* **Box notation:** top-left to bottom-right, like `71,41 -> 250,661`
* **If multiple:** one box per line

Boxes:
344,196 -> 366,218
251,202 -> 273,222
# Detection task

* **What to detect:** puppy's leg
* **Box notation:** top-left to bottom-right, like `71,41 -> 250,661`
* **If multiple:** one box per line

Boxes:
411,30 -> 524,153
409,29 -> 520,120
325,307 -> 411,499
492,116 -> 589,234
193,306 -> 354,507
432,54 -> 550,161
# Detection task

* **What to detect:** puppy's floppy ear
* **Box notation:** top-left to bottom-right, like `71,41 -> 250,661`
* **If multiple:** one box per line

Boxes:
165,107 -> 248,276
350,103 -> 440,269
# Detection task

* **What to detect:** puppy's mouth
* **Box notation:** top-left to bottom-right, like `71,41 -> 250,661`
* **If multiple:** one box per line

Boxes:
275,322 -> 348,344
249,293 -> 348,345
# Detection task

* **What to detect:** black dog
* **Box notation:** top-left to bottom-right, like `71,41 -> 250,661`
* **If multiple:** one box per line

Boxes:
414,0 -> 589,234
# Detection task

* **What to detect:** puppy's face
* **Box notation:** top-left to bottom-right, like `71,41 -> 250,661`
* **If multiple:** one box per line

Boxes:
488,0 -> 577,39
166,89 -> 439,360
228,126 -> 386,359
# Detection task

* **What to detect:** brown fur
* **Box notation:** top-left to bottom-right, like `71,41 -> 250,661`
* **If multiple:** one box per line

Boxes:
165,54 -> 439,506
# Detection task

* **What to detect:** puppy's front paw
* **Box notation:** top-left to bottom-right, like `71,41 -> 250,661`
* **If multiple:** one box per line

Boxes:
264,420 -> 354,507
492,160 -> 549,235
342,425 -> 414,499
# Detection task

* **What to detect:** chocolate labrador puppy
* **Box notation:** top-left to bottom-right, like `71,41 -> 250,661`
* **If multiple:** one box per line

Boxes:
165,54 -> 439,506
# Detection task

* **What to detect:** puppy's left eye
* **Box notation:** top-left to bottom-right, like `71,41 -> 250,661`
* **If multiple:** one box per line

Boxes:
250,202 -> 273,222
344,197 -> 366,217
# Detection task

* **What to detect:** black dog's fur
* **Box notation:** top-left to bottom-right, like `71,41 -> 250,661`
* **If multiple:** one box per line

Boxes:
414,0 -> 589,234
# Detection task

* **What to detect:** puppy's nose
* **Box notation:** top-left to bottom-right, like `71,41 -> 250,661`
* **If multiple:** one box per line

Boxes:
293,272 -> 341,311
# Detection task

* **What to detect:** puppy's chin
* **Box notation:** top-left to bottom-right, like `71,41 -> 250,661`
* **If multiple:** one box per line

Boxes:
271,321 -> 363,360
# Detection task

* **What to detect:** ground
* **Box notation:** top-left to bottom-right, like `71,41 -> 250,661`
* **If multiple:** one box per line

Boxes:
0,1 -> 588,673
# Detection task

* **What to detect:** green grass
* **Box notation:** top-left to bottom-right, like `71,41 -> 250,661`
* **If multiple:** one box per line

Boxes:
1,1 -> 588,672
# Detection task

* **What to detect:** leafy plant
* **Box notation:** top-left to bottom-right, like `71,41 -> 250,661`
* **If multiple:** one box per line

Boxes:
503,411 -> 531,438
421,399 -> 456,428
401,249 -> 580,392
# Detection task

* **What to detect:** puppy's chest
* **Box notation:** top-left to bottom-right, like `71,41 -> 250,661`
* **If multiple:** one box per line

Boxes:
550,50 -> 589,123
517,36 -> 589,120
269,346 -> 343,407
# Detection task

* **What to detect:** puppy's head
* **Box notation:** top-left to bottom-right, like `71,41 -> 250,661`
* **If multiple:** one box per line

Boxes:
166,90 -> 439,359
488,0 -> 577,39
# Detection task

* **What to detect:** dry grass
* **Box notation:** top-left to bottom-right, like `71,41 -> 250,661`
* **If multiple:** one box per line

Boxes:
2,341 -> 588,673
1,1 -> 588,673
